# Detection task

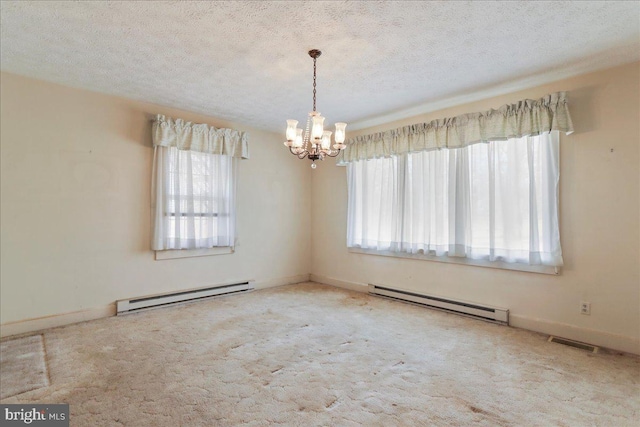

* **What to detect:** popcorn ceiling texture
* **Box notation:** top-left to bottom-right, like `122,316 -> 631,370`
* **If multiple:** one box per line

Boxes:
1,283 -> 639,426
1,1 -> 638,132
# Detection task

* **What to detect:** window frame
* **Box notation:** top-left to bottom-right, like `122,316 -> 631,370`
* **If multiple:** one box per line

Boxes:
348,247 -> 559,275
155,246 -> 234,261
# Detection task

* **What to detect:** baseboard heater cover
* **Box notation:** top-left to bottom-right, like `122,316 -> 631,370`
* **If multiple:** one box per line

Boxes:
368,284 -> 509,325
116,281 -> 254,315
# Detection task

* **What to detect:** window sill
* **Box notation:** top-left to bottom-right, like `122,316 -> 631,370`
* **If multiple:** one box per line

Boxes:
348,247 -> 560,275
155,246 -> 234,260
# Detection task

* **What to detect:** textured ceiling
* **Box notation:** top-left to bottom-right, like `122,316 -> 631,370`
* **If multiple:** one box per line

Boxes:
1,1 -> 639,132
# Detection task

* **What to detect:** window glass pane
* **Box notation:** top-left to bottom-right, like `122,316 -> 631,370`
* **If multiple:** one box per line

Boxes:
162,148 -> 234,248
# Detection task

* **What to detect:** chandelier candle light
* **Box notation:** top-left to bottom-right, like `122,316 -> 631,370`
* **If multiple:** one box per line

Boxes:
284,49 -> 347,168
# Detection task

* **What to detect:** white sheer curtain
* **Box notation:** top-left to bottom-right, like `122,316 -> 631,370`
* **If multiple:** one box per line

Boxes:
152,146 -> 237,250
347,131 -> 562,266
150,114 -> 248,251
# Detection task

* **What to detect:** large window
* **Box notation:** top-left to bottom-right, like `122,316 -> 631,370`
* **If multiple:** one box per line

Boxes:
347,131 -> 562,268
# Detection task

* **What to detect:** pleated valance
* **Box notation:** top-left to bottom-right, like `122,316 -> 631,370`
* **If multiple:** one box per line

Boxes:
152,114 -> 249,159
338,92 -> 573,165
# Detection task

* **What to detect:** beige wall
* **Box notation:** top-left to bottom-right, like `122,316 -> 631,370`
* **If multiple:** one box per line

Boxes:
2,63 -> 639,353
311,62 -> 640,354
0,72 -> 311,327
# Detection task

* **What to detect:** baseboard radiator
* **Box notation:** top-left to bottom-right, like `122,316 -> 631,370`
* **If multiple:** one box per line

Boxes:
368,284 -> 509,325
116,281 -> 254,315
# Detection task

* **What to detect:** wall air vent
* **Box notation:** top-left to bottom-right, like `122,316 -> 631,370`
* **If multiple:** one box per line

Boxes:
548,336 -> 599,353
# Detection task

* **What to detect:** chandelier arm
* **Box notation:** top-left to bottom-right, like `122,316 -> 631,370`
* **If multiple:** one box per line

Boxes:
325,150 -> 342,158
289,146 -> 310,159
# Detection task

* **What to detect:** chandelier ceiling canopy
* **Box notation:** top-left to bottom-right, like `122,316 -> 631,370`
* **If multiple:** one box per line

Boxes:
284,49 -> 346,168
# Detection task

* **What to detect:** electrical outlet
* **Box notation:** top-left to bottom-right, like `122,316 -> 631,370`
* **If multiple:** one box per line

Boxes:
580,302 -> 591,315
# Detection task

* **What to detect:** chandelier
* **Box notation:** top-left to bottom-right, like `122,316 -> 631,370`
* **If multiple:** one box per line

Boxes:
284,49 -> 347,168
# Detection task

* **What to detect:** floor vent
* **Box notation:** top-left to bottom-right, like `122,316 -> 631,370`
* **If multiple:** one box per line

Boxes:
548,336 -> 599,353
116,281 -> 254,315
368,284 -> 509,325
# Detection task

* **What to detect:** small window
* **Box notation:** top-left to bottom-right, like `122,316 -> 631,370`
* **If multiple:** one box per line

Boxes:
152,146 -> 237,251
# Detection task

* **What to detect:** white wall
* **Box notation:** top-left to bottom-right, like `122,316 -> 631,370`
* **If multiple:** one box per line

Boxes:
0,72 -> 311,329
311,62 -> 640,354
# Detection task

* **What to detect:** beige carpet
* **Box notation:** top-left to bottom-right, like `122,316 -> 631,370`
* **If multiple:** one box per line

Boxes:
0,334 -> 49,399
1,283 -> 638,426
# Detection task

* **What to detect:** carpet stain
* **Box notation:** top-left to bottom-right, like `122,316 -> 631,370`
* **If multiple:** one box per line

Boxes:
470,405 -> 490,415
325,398 -> 340,410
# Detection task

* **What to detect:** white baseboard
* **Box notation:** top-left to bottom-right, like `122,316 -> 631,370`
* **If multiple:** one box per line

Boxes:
0,274 -> 311,339
309,274 -> 368,293
309,274 -> 640,355
0,304 -> 116,338
253,273 -> 310,290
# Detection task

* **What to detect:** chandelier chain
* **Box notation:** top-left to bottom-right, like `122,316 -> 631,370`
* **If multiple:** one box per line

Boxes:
312,57 -> 317,112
